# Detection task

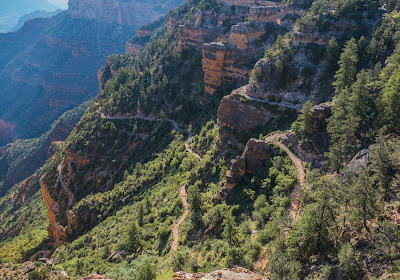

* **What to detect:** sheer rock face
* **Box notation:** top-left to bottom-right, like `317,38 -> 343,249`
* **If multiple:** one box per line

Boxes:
68,0 -> 176,26
201,22 -> 267,94
218,94 -> 272,131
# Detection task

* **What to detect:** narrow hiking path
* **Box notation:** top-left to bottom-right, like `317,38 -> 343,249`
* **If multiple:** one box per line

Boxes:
265,132 -> 306,218
234,86 -> 302,111
58,163 -> 74,207
171,184 -> 189,250
101,111 -> 203,160
275,142 -> 306,218
29,250 -> 51,262
185,131 -> 203,160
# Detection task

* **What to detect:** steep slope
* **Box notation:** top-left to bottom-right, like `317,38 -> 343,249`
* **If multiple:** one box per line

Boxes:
5,0 -> 400,279
0,102 -> 88,263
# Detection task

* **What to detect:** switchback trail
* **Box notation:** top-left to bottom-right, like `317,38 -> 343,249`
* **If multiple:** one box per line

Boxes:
171,184 -> 189,250
101,111 -> 202,159
266,132 -> 306,218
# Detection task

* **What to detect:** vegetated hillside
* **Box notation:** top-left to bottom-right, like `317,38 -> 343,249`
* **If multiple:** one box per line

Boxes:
0,0 -> 184,146
0,102 -> 89,263
4,0 -> 400,279
0,101 -> 90,196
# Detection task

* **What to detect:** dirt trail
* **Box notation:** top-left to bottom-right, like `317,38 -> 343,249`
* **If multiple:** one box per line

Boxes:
171,184 -> 189,250
58,163 -> 74,207
29,250 -> 51,262
265,132 -> 306,218
234,85 -> 302,111
102,110 -> 203,160
185,131 -> 202,160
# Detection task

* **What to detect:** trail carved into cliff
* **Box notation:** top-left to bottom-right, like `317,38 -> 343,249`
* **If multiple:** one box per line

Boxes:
235,85 -> 302,111
171,184 -> 189,251
265,132 -> 306,218
101,111 -> 202,159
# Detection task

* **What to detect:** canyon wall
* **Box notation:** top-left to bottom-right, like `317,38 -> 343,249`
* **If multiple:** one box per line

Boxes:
68,0 -> 181,26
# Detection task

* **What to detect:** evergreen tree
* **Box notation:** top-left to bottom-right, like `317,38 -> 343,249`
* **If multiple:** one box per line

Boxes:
121,222 -> 142,254
349,172 -> 383,232
380,65 -> 400,133
350,70 -> 372,133
188,182 -> 202,227
137,263 -> 156,280
269,242 -> 301,280
138,203 -> 144,226
327,37 -> 340,73
292,101 -> 314,145
223,214 -> 239,248
327,88 -> 360,172
333,38 -> 358,93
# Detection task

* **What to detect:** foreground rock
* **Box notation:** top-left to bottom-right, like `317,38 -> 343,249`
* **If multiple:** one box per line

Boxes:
170,266 -> 268,280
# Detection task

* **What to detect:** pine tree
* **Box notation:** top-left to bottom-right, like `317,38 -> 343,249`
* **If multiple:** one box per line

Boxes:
121,222 -> 142,254
188,182 -> 202,227
137,263 -> 156,280
223,214 -> 239,248
333,38 -> 358,93
327,88 -> 360,172
380,65 -> 400,133
350,70 -> 372,133
349,171 -> 383,233
327,37 -> 340,73
292,101 -> 314,145
138,203 -> 144,226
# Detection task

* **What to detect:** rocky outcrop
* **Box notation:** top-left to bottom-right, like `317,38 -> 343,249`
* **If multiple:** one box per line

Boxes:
293,32 -> 329,45
170,266 -> 268,280
167,11 -> 178,34
202,22 -> 269,94
177,25 -> 220,51
213,138 -> 275,204
40,179 -> 68,247
126,42 -> 141,55
136,29 -> 152,38
68,0 -> 181,26
218,94 -> 273,131
249,6 -> 305,23
202,41 -> 253,94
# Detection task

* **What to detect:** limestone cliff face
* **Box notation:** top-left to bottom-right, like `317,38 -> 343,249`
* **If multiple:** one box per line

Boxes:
177,25 -> 220,51
68,0 -> 180,26
40,179 -> 67,247
251,6 -> 305,24
202,23 -> 263,94
217,94 -> 273,131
